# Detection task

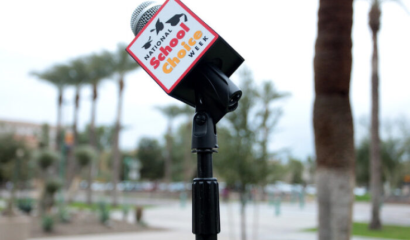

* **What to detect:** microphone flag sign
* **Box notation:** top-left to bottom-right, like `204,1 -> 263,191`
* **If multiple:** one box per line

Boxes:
127,0 -> 219,93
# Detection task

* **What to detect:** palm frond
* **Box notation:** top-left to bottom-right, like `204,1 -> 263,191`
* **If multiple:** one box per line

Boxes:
31,64 -> 71,87
86,51 -> 114,84
114,43 -> 140,77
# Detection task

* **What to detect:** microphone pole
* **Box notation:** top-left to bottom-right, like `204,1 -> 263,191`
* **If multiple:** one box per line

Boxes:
191,92 -> 220,240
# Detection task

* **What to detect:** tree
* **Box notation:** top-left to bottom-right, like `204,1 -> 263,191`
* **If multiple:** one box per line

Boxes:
36,149 -> 60,215
86,51 -> 113,149
78,125 -> 115,152
155,104 -> 183,184
42,179 -> 62,216
313,0 -> 355,239
75,146 -> 95,171
356,131 -> 406,189
368,0 -> 382,230
66,57 -> 88,197
171,120 -> 196,182
136,137 -> 165,180
109,43 -> 140,206
223,74 -> 257,240
76,145 -> 96,205
176,105 -> 195,183
356,137 -> 371,186
367,0 -> 409,229
287,158 -> 304,185
77,125 -> 115,183
84,51 -> 113,205
32,64 -> 70,151
65,145 -> 96,205
214,68 -> 287,240
256,81 -> 288,185
305,156 -> 316,184
39,124 -> 50,149
265,160 -> 287,183
0,134 -> 31,216
252,80 -> 288,240
68,58 -> 88,147
77,124 -> 115,181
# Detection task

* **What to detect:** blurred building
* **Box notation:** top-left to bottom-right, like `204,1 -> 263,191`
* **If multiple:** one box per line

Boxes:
0,119 -> 56,148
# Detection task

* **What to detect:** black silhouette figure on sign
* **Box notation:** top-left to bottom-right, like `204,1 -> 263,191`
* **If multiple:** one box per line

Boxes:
150,18 -> 164,35
142,36 -> 152,49
166,13 -> 188,26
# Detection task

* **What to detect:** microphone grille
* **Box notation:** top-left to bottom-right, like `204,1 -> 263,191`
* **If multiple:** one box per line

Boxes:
130,1 -> 162,36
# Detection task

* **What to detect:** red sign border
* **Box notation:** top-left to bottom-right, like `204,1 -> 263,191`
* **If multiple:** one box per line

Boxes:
126,0 -> 219,94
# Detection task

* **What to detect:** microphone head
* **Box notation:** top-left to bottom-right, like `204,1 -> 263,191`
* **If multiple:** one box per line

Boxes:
130,1 -> 162,36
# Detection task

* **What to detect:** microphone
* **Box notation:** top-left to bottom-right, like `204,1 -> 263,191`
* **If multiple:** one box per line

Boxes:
130,1 -> 162,36
127,0 -> 244,123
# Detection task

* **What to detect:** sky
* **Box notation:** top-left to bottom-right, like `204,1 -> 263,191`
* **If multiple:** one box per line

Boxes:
0,0 -> 409,160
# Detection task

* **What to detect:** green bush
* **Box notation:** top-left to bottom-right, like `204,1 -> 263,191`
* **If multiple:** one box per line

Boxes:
45,179 -> 62,195
17,198 -> 34,215
75,145 -> 96,168
97,202 -> 110,224
42,215 -> 54,232
58,205 -> 70,223
122,204 -> 130,220
0,134 -> 31,186
37,150 -> 59,170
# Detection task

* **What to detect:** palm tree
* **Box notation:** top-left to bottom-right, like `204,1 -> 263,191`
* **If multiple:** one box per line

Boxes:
368,0 -> 382,230
84,51 -> 113,205
313,0 -> 355,239
87,51 -> 113,150
32,64 -> 70,151
155,105 -> 183,184
66,57 -> 88,196
367,0 -> 409,230
109,43 -> 140,206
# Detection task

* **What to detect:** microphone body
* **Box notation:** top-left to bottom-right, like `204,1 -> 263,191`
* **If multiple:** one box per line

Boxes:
128,0 -> 244,124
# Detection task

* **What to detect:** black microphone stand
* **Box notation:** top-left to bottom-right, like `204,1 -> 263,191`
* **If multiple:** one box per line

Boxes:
191,94 -> 220,240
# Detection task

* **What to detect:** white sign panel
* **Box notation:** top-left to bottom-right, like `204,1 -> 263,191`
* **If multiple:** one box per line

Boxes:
127,0 -> 218,93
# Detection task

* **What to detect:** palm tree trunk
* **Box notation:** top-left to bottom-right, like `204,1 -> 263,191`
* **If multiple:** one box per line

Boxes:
67,85 -> 80,195
86,164 -> 93,205
240,187 -> 247,240
164,124 -> 173,185
73,86 -> 80,146
227,197 -> 235,240
369,2 -> 382,230
112,77 -> 124,206
5,157 -> 20,216
90,83 -> 98,149
252,187 -> 259,240
314,1 -> 355,239
56,86 -> 63,151
87,83 -> 98,205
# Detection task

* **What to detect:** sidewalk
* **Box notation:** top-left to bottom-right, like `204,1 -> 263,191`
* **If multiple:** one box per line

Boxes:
29,201 -> 410,240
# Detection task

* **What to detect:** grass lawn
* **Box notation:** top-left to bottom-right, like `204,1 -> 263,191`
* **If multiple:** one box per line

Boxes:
69,202 -> 125,211
355,194 -> 371,202
305,222 -> 410,240
68,202 -> 154,211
